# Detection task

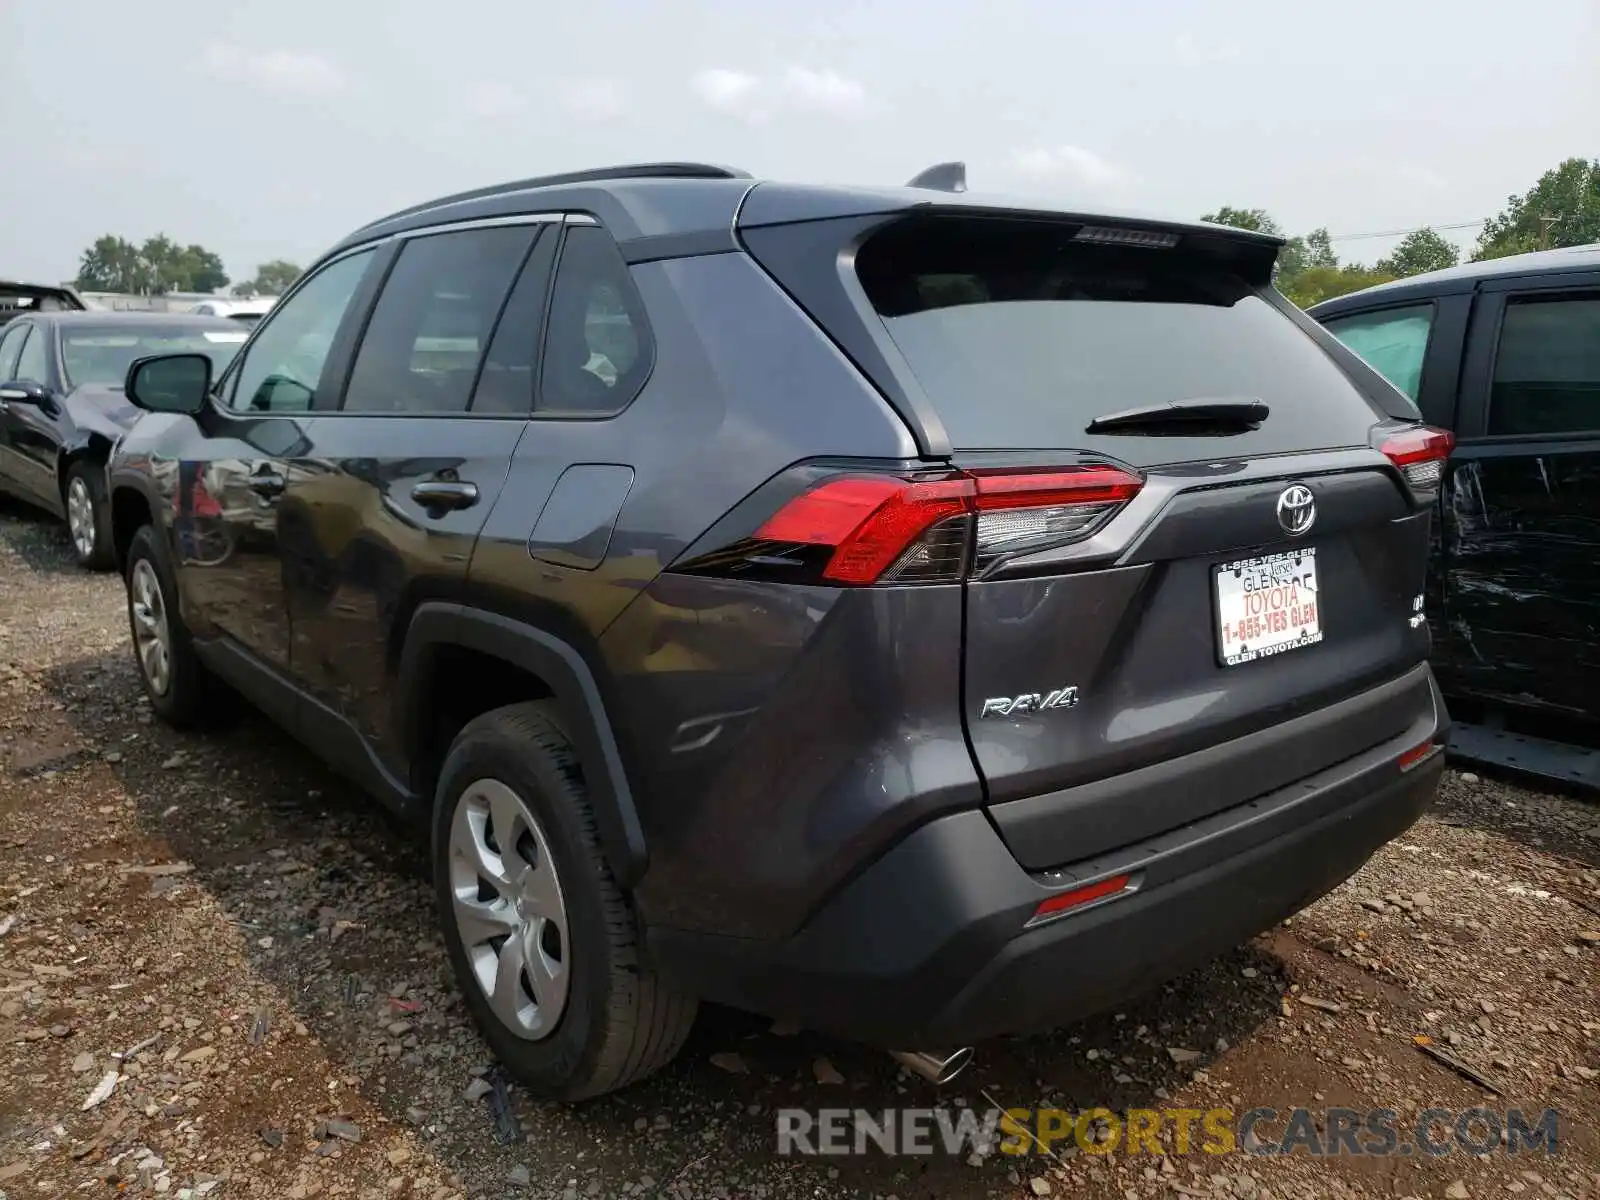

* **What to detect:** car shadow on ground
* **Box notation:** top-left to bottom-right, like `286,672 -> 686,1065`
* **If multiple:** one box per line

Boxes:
1430,767 -> 1600,871
45,647 -> 1298,1196
0,494 -> 91,578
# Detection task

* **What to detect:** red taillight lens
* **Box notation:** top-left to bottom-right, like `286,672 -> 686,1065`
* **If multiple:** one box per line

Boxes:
1029,872 -> 1135,925
1380,426 -> 1453,492
969,466 -> 1144,510
755,476 -> 970,585
753,465 -> 1143,586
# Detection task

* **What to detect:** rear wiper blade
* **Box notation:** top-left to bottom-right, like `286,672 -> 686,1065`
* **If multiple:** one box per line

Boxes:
1085,398 -> 1270,434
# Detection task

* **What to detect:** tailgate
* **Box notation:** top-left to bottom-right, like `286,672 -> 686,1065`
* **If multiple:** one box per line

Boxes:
963,458 -> 1435,867
838,210 -> 1436,867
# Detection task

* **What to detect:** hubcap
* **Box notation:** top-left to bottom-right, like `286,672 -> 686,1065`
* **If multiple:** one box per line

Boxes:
448,779 -> 570,1040
67,477 -> 96,559
129,558 -> 172,696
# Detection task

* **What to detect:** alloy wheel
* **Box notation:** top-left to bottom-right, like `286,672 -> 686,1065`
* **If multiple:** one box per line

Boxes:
67,476 -> 96,561
448,779 -> 571,1039
129,558 -> 172,696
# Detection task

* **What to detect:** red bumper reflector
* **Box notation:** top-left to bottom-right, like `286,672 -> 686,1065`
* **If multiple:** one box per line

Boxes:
1397,742 -> 1437,771
1031,872 -> 1133,923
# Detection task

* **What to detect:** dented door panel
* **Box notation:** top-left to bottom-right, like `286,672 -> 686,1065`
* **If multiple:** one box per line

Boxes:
1441,446 -> 1600,719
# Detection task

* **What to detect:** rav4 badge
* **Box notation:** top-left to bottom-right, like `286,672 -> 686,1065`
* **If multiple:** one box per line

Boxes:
980,687 -> 1080,718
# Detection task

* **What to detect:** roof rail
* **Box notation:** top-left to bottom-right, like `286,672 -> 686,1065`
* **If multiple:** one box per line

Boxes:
357,162 -> 752,232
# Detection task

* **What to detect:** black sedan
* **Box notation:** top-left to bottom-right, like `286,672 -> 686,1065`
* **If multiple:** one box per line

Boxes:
0,312 -> 248,568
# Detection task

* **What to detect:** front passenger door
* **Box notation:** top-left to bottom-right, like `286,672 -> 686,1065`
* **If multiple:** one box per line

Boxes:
175,247 -> 381,674
280,220 -> 556,780
0,323 -> 63,510
0,322 -> 32,499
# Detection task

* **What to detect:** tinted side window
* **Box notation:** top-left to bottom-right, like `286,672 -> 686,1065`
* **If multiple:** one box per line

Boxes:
0,324 -> 28,379
539,226 -> 652,415
1322,304 -> 1434,401
1489,294 -> 1600,436
229,249 -> 376,413
14,325 -> 50,384
343,225 -> 535,415
471,227 -> 557,415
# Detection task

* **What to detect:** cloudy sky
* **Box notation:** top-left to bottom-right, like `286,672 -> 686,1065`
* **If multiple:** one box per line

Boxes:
2,0 -> 1595,287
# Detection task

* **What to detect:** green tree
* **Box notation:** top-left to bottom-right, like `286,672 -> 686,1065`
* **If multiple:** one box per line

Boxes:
75,235 -> 152,293
1301,228 -> 1338,270
1200,206 -> 1282,235
252,259 -> 302,295
140,235 -> 183,294
1475,157 -> 1600,261
76,234 -> 231,294
1281,264 -> 1397,309
176,244 -> 230,293
1377,228 -> 1459,278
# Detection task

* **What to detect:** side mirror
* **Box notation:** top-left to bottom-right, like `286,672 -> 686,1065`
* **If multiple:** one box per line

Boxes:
0,380 -> 50,405
125,353 -> 212,416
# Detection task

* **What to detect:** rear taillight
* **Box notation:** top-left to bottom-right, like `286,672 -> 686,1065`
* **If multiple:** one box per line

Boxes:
969,468 -> 1141,575
1379,425 -> 1453,493
716,463 -> 1144,586
755,476 -> 970,584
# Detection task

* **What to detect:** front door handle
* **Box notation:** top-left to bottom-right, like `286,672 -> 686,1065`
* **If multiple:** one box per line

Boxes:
247,467 -> 286,497
411,480 -> 479,511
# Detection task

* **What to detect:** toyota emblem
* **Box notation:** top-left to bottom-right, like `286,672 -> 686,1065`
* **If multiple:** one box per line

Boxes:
1276,485 -> 1316,536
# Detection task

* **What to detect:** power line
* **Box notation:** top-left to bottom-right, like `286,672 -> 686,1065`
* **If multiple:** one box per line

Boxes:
1328,218 -> 1487,242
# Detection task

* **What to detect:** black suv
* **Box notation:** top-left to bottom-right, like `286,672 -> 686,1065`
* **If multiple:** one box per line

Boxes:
1311,245 -> 1600,770
107,163 -> 1450,1099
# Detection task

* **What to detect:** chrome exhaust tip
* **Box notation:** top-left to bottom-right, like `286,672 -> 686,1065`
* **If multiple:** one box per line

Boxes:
888,1048 -> 974,1085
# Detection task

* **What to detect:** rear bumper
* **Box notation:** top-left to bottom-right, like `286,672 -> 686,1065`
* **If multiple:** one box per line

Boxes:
648,671 -> 1447,1047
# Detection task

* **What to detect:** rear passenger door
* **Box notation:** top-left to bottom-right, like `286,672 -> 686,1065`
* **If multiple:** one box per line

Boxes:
280,218 -> 559,779
1444,274 -> 1600,722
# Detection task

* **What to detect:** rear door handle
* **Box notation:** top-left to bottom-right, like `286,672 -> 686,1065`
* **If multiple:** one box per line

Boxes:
411,480 -> 479,511
247,468 -> 286,497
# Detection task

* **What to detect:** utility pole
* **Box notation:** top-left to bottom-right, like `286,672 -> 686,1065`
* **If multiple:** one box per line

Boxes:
1538,215 -> 1562,250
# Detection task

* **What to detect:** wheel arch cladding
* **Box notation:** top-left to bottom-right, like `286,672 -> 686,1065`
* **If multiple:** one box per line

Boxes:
400,603 -> 648,887
57,434 -> 114,498
110,484 -> 156,572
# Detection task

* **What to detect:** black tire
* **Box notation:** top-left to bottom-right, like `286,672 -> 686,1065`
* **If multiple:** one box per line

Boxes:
65,460 -> 114,570
125,524 -> 228,727
433,702 -> 697,1100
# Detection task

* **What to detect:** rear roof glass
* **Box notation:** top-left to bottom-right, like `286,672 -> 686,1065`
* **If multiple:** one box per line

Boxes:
855,216 -> 1381,462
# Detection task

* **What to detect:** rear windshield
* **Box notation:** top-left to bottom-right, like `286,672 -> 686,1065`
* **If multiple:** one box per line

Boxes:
62,325 -> 248,388
855,216 -> 1379,459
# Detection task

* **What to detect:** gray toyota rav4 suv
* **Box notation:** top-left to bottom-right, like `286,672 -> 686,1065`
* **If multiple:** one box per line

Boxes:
106,163 -> 1450,1098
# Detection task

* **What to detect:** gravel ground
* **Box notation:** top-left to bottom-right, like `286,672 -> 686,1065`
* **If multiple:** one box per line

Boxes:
1,495 -> 1596,1200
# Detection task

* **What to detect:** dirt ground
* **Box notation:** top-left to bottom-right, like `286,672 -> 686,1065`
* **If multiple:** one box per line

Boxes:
1,496 -> 1596,1200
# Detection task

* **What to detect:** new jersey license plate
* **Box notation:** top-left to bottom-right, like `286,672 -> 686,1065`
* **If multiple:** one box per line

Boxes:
1214,548 -> 1322,666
